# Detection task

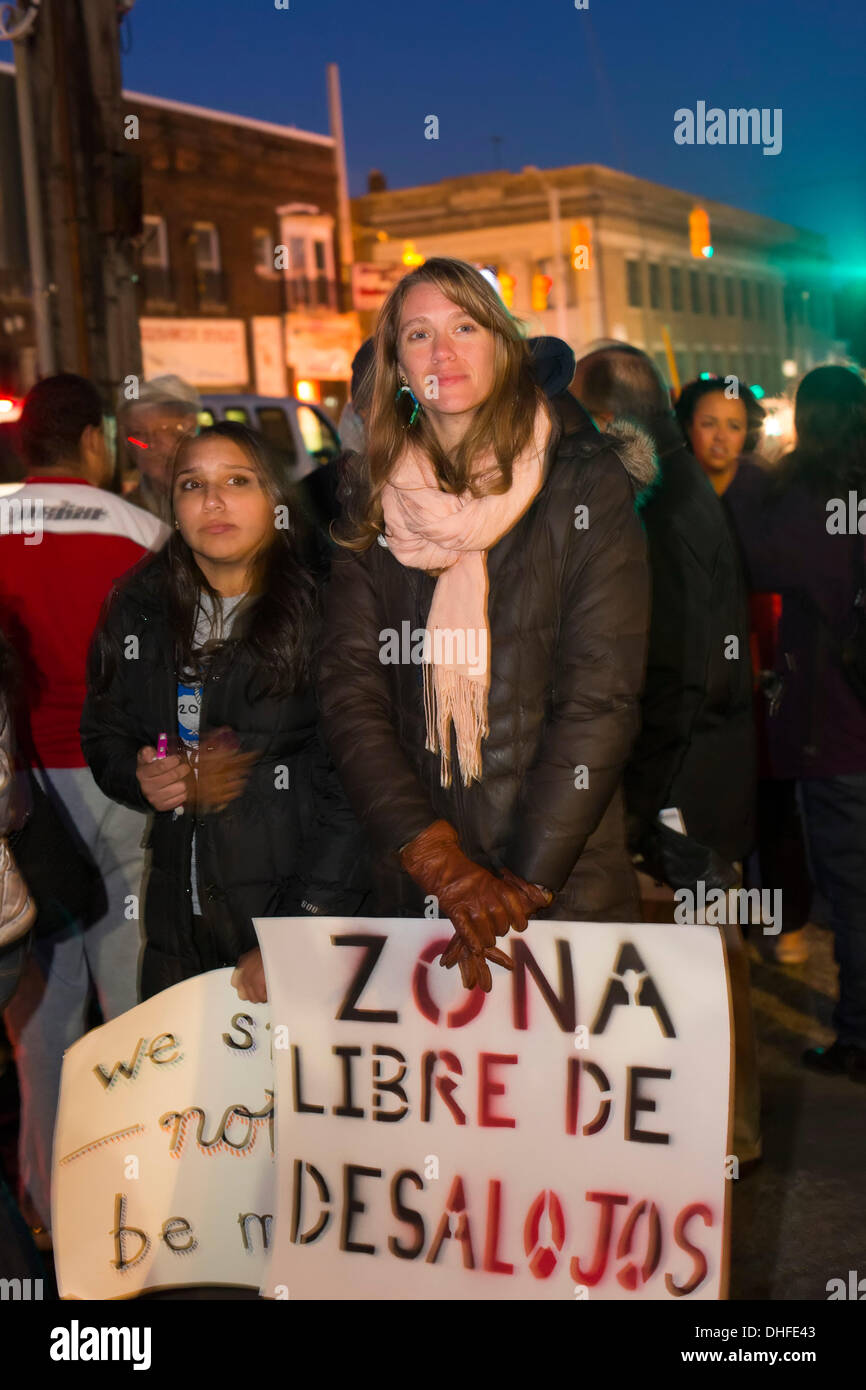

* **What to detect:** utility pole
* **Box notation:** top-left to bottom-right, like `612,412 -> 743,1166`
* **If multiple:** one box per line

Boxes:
3,0 -> 142,404
327,63 -> 354,314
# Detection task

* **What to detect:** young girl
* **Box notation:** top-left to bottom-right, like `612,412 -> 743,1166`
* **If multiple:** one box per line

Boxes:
82,421 -> 366,1002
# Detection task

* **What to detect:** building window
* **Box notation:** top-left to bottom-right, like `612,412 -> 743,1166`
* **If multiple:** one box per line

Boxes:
741,279 -> 752,320
724,277 -> 736,316
141,215 -> 171,302
707,275 -> 718,317
689,271 -> 702,315
626,260 -> 643,308
649,263 -> 663,310
253,228 -> 275,276
276,210 -> 338,313
193,222 -> 225,305
755,282 -> 766,321
669,266 -> 683,312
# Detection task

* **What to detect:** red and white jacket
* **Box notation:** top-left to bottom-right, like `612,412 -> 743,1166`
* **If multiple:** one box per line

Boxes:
0,476 -> 168,768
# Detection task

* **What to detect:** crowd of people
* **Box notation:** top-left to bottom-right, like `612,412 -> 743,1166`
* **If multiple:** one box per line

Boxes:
0,255 -> 864,1284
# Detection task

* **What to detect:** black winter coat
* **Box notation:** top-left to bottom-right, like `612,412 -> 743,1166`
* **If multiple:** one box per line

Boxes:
80,558 -> 367,999
317,391 -> 651,922
622,417 -> 756,863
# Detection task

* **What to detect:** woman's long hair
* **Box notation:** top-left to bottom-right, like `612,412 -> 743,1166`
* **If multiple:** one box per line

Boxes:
92,422 -> 319,699
777,365 -> 866,496
338,257 -> 552,550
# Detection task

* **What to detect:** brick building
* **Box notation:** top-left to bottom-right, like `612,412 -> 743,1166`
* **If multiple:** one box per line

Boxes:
0,65 -> 361,413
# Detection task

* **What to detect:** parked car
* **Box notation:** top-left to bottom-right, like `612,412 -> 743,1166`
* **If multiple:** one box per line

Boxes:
199,394 -> 342,482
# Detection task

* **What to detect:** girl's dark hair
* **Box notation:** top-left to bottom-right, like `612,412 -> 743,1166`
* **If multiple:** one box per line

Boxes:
93,422 -> 319,699
675,375 -> 766,454
778,365 -> 866,494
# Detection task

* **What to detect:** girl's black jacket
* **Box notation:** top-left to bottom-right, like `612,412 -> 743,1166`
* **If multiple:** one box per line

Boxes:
80,556 -> 368,999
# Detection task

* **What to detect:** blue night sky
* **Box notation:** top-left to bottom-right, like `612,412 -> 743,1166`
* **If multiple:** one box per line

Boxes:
6,0 -> 866,270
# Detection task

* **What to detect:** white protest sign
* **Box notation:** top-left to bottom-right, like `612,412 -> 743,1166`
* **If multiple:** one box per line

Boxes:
256,918 -> 732,1301
52,970 -> 275,1299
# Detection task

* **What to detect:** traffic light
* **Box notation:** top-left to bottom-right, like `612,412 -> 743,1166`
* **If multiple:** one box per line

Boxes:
571,222 -> 592,270
499,272 -> 516,310
532,273 -> 553,312
689,208 -> 713,259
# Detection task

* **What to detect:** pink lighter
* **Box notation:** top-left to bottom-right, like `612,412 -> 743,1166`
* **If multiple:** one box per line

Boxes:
156,733 -> 168,760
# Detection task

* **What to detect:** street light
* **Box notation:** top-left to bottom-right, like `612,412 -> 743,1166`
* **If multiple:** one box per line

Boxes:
523,166 -> 569,343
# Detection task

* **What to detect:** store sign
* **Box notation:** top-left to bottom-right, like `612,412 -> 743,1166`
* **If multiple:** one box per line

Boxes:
284,312 -> 361,379
252,316 -> 288,397
351,262 -> 407,311
140,318 -> 248,388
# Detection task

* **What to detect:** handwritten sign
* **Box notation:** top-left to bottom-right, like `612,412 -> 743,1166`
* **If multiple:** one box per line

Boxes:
52,971 -> 274,1299
256,918 -> 732,1301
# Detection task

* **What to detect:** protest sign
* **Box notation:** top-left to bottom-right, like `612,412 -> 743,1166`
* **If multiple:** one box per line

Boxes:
256,918 -> 732,1301
53,970 -> 274,1299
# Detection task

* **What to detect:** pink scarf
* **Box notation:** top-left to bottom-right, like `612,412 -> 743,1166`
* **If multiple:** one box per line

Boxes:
382,401 -> 552,787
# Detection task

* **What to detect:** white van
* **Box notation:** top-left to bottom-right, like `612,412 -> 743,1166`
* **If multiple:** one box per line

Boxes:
199,394 -> 342,482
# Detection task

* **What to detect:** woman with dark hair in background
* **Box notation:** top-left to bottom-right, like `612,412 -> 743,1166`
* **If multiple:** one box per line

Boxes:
726,366 -> 866,1082
81,421 -> 366,1001
675,375 -> 766,497
318,257 -> 650,991
677,373 -> 815,968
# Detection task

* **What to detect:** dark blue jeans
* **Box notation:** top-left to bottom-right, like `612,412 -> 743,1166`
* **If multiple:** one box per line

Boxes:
800,774 -> 866,1049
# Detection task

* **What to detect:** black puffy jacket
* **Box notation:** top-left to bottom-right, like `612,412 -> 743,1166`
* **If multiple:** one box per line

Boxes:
80,557 -> 368,998
621,416 -> 757,864
317,391 -> 651,921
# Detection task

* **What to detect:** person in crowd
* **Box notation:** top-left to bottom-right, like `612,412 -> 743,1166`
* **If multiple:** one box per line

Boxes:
677,374 -> 814,966
0,631 -> 46,1283
317,257 -> 650,992
0,373 -> 168,1239
725,365 -> 866,1083
297,338 -> 376,564
121,374 -> 201,522
675,375 -> 766,498
572,345 -> 761,1165
577,349 -> 757,877
82,421 -> 368,1002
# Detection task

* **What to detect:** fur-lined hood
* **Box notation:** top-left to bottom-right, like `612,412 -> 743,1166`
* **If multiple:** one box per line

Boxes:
600,416 -> 660,506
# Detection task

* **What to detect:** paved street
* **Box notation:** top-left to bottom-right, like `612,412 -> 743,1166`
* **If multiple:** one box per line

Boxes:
731,923 -> 865,1301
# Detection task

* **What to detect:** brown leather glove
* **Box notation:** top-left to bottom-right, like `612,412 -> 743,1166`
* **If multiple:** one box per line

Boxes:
399,821 -> 550,992
440,867 -> 553,982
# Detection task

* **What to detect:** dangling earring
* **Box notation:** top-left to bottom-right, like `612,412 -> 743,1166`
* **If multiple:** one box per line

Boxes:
396,373 -> 421,427
174,519 -> 180,530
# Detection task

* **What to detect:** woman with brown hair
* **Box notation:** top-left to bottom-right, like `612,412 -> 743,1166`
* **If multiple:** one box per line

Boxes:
318,258 -> 651,990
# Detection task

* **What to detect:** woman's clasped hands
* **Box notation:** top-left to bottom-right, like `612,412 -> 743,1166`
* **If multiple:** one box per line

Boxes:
399,820 -> 552,993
